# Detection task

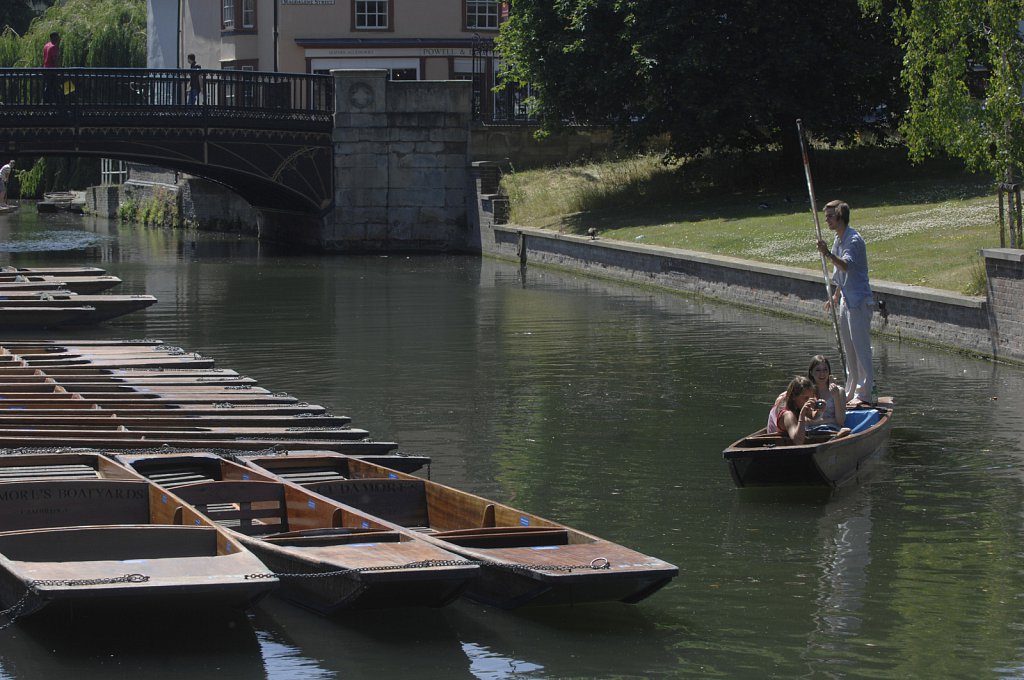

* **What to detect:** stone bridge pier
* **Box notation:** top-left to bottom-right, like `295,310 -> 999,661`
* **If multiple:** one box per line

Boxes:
268,69 -> 471,252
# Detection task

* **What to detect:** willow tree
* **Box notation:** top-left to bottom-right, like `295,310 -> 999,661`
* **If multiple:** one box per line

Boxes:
863,0 -> 1024,245
0,0 -> 145,196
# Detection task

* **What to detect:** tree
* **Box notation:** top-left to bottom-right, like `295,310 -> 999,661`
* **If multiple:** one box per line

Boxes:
861,0 -> 1024,183
0,1 -> 46,37
497,0 -> 904,161
0,0 -> 145,196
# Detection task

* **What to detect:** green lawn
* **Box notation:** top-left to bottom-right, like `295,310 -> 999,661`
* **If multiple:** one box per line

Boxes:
501,150 -> 1002,294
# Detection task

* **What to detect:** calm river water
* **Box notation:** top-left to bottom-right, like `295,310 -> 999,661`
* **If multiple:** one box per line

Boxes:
2,208 -> 1024,679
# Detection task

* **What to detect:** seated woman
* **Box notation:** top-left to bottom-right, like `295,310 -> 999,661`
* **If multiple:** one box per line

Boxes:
806,354 -> 846,431
768,376 -> 822,444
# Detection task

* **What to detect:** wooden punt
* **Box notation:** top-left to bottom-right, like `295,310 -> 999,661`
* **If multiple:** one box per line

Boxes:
241,452 -> 679,609
0,412 -> 349,428
0,456 -> 277,620
0,306 -> 97,328
115,452 -> 477,613
721,400 -> 894,488
0,403 -> 328,416
0,275 -> 121,294
0,266 -> 106,277
0,432 -> 397,454
0,295 -> 157,324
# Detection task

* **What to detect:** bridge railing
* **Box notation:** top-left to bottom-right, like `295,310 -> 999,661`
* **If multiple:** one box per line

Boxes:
0,68 -> 334,130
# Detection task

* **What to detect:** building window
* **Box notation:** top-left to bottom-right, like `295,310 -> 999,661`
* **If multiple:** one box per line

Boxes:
242,0 -> 256,28
354,1 -> 391,30
466,1 -> 499,30
222,0 -> 256,31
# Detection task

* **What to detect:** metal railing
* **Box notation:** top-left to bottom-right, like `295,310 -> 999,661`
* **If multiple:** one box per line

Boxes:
0,68 -> 334,130
470,42 -> 535,125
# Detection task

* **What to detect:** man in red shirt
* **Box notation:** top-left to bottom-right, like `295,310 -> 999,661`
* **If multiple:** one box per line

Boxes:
43,32 -> 60,103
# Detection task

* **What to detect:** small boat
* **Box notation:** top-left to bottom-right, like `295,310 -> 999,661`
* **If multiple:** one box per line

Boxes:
0,454 -> 277,621
0,295 -> 156,325
0,294 -> 154,323
116,452 -> 478,614
722,400 -> 894,488
241,452 -> 679,609
0,275 -> 121,295
37,192 -> 84,214
0,266 -> 107,277
0,305 -> 97,328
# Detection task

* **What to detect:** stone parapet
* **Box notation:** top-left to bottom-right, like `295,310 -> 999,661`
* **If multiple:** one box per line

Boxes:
326,69 -> 471,252
982,248 -> 1024,361
481,225 -> 1019,363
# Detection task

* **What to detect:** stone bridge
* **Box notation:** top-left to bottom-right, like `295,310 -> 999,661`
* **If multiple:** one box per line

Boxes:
0,68 -> 473,250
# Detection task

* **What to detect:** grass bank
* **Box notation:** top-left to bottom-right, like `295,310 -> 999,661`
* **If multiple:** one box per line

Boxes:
500,147 -> 999,294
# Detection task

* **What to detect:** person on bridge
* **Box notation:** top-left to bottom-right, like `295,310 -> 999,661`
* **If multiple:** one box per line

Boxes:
0,160 -> 13,207
187,53 -> 203,105
42,32 -> 61,103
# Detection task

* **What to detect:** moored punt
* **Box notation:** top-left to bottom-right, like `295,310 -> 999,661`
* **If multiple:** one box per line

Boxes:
0,462 -> 277,621
0,432 -> 397,454
115,452 -> 478,613
0,295 -> 157,324
0,306 -> 97,328
0,275 -> 121,294
0,266 -> 106,277
242,452 -> 679,609
721,400 -> 894,488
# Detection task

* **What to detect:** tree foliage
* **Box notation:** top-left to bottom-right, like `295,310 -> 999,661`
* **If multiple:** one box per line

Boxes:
0,0 -> 145,196
862,0 -> 1024,183
497,0 -> 904,159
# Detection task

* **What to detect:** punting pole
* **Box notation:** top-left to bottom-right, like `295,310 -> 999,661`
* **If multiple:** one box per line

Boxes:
796,119 -> 847,376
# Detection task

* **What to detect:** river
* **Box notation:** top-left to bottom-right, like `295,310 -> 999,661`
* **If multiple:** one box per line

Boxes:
2,208 -> 1024,679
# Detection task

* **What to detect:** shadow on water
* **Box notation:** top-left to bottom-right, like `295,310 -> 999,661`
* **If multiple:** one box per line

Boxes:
249,596 -> 690,680
1,605 -> 265,680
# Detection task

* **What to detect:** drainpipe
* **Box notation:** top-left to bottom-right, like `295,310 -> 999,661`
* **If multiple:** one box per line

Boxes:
273,0 -> 279,72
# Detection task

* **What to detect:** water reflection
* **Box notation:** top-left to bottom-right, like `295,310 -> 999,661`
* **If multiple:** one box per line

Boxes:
2,208 -> 1024,677
0,607 -> 264,680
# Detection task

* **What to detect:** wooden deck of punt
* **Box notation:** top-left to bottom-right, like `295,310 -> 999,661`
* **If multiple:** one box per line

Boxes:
0,295 -> 157,324
0,275 -> 122,294
0,266 -> 107,277
0,434 -> 397,454
5,356 -> 217,369
0,403 -> 329,415
241,452 -> 679,609
113,452 -> 477,613
0,413 -> 352,428
0,306 -> 97,328
0,456 -> 277,619
0,425 -> 370,440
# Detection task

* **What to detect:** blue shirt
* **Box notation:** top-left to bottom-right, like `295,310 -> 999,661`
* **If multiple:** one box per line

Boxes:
831,227 -> 873,309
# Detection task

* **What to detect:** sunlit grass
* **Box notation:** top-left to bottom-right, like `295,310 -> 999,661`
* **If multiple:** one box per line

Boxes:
501,149 -> 999,295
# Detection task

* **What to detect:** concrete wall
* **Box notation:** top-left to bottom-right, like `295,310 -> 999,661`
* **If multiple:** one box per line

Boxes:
326,69 -> 470,252
471,170 -> 1023,364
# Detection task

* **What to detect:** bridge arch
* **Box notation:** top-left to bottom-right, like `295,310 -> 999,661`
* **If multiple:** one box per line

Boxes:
0,68 -> 334,215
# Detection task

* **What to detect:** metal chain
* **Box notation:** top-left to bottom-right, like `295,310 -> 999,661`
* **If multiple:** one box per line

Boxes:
245,557 -> 612,581
0,576 -> 147,631
28,573 -> 150,588
0,591 -> 42,631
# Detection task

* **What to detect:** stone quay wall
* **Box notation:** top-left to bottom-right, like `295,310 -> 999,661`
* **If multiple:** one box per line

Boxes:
471,163 -> 1023,364
325,70 -> 471,252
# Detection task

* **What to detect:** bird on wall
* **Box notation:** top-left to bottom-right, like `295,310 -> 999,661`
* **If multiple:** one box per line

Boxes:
587,227 -> 598,239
